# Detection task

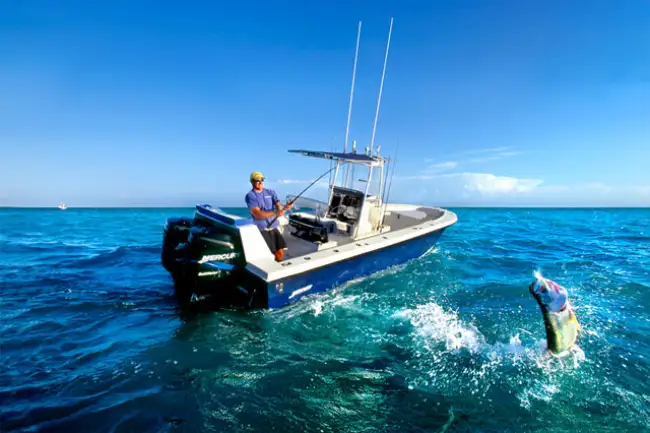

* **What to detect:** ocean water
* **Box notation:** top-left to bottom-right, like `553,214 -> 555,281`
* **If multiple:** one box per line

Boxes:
1,207 -> 649,432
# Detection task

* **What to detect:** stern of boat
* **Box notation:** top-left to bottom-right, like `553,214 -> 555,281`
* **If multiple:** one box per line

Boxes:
161,205 -> 265,307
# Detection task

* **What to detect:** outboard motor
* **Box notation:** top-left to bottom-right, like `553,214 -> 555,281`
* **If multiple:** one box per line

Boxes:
162,217 -> 193,273
183,224 -> 246,280
161,205 -> 252,307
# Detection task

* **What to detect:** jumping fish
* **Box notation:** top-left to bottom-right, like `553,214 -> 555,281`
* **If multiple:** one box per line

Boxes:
529,273 -> 581,356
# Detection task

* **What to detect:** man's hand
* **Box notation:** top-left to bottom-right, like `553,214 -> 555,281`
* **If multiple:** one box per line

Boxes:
284,201 -> 294,210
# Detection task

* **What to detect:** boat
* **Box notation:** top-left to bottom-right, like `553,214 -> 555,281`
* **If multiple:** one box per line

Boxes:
58,202 -> 67,210
161,19 -> 458,309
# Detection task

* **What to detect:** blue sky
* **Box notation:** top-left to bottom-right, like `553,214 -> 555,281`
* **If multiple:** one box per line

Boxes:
1,0 -> 649,207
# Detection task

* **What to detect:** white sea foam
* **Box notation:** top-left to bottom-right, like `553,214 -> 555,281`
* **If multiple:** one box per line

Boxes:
394,302 -> 484,353
517,380 -> 560,410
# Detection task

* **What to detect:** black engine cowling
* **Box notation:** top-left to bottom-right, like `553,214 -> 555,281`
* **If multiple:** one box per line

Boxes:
162,217 -> 193,272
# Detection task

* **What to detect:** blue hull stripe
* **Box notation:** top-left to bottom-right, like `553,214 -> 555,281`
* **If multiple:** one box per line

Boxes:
263,228 -> 445,308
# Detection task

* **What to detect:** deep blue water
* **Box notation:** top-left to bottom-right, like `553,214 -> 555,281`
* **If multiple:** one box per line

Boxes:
1,207 -> 649,432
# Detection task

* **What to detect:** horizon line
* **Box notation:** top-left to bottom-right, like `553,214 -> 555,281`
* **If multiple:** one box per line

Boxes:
1,205 -> 649,210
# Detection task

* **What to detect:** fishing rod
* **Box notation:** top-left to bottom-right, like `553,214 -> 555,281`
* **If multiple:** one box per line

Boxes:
267,166 -> 337,228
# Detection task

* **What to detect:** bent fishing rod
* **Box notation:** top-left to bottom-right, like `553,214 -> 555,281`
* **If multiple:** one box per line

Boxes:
267,165 -> 337,228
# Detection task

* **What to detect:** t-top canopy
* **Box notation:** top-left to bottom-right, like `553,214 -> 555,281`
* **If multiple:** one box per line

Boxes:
288,149 -> 387,166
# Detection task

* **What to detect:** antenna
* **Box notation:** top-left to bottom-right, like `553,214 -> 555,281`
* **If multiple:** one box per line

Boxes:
379,154 -> 390,211
369,17 -> 394,154
344,21 -> 362,153
329,136 -> 336,189
380,142 -> 399,232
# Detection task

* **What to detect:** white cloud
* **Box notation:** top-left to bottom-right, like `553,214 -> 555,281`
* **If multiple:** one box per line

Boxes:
275,179 -> 330,187
450,172 -> 543,195
425,147 -> 520,167
396,161 -> 458,180
274,170 -> 649,207
534,185 -> 570,193
277,179 -> 307,184
636,185 -> 650,195
393,171 -> 543,195
578,182 -> 613,194
460,146 -> 511,155
467,151 -> 521,163
393,174 -> 437,181
424,161 -> 458,172
390,170 -> 650,206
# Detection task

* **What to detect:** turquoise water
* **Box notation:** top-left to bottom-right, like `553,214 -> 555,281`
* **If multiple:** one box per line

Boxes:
1,207 -> 649,432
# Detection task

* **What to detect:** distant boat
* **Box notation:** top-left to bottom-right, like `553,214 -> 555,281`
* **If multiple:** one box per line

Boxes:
58,202 -> 67,210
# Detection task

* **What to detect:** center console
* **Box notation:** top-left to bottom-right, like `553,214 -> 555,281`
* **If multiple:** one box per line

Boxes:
326,186 -> 364,223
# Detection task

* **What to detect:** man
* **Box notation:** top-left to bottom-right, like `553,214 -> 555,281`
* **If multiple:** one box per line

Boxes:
245,171 -> 293,262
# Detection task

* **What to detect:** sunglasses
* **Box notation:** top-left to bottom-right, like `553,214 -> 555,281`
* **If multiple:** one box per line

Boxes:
253,178 -> 265,182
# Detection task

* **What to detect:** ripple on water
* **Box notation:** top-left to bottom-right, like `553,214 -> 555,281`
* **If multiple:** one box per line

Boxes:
1,207 -> 649,432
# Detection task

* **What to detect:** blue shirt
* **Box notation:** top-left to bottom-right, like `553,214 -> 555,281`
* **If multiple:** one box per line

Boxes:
245,188 -> 280,230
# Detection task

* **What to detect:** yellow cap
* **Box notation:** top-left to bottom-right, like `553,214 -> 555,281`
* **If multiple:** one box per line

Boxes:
250,171 -> 265,182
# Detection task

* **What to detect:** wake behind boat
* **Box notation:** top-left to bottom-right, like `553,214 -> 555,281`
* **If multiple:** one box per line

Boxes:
161,19 -> 458,308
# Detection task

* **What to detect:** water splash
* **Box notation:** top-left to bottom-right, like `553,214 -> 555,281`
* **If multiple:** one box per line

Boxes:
391,299 -> 591,412
394,303 -> 484,354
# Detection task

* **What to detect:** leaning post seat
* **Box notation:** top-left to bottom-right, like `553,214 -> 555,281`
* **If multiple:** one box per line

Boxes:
287,213 -> 337,243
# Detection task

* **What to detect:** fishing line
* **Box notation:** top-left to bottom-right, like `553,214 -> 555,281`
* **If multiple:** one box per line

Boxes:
267,166 -> 337,228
